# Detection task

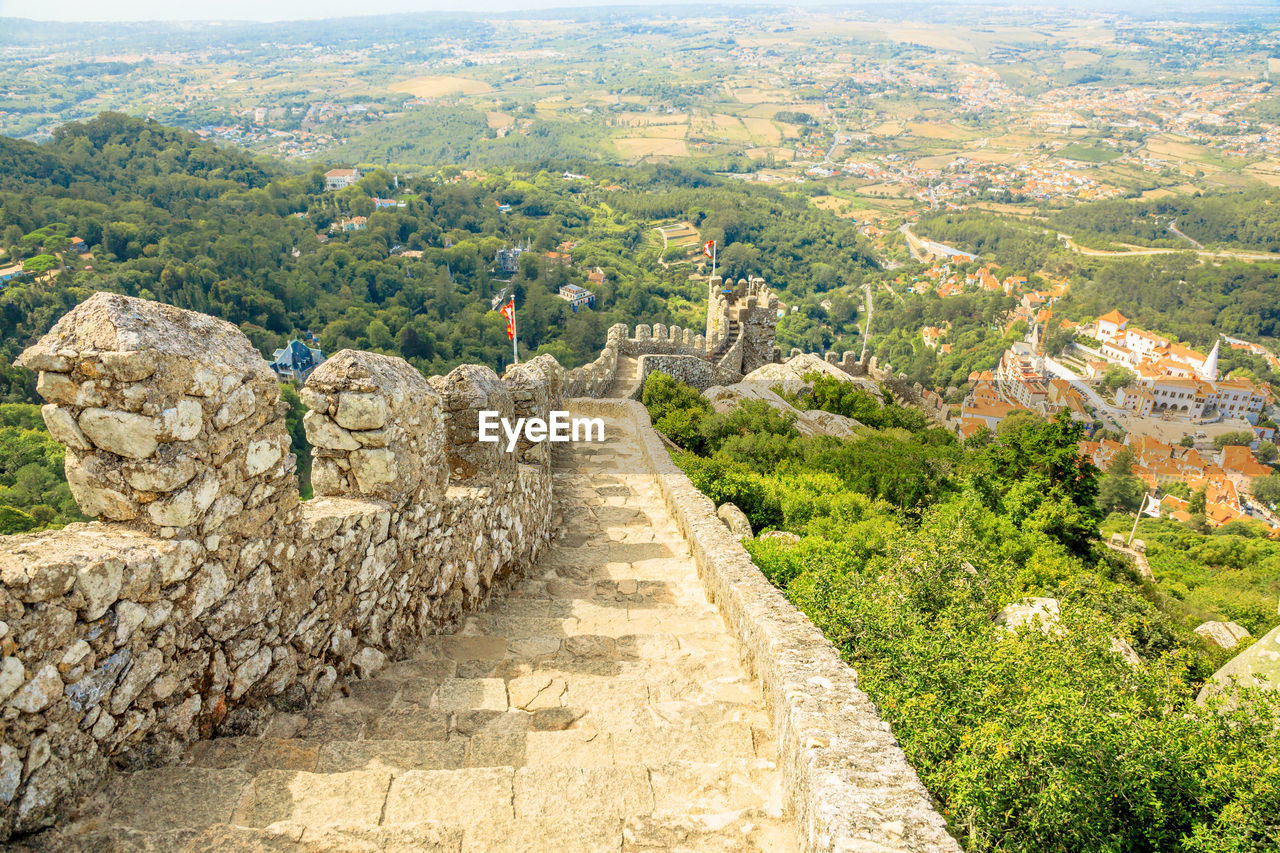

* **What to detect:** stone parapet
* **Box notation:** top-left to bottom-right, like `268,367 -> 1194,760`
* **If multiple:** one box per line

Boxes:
570,398 -> 961,853
563,323 -> 626,398
619,324 -> 707,358
0,293 -> 561,839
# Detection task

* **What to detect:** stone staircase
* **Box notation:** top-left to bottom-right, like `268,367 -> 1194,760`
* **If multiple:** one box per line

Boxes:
29,413 -> 796,852
604,355 -> 643,399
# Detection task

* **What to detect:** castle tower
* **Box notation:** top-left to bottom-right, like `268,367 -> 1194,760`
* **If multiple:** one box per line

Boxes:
1200,339 -> 1220,381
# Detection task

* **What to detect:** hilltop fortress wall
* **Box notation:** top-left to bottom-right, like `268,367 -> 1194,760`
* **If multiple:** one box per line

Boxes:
0,294 -> 562,837
0,289 -> 956,850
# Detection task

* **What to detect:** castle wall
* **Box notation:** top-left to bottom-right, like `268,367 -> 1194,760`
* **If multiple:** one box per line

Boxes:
635,354 -> 740,392
0,283 -> 956,842
574,399 -> 961,853
0,294 -> 560,838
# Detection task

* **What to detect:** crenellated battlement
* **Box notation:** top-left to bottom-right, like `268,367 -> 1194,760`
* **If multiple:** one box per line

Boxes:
0,292 -> 956,851
0,293 -> 564,837
706,275 -> 780,375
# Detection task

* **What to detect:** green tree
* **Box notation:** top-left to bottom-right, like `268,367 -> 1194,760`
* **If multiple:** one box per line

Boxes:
1214,431 -> 1257,451
1189,486 -> 1208,515
1251,472 -> 1280,505
1098,449 -> 1145,513
1102,364 -> 1136,391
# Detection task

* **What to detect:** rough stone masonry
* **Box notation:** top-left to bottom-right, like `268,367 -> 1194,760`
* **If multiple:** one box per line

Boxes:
0,293 -> 561,839
0,291 -> 960,852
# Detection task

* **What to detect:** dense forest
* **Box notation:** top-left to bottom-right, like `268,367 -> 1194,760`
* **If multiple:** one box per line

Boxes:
864,288 -> 1022,391
333,105 -> 611,171
0,112 -> 886,532
914,210 -> 1061,272
0,112 -> 880,405
1053,189 -> 1280,253
643,371 -> 1280,853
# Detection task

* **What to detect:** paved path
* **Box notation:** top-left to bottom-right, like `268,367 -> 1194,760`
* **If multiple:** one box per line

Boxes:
36,412 -> 795,852
605,355 -> 643,399
1056,232 -> 1279,262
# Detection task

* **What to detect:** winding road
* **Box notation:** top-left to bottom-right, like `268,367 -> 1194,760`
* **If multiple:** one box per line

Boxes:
1055,232 -> 1279,263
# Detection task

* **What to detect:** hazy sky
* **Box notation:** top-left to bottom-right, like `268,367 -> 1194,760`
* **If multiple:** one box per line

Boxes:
0,0 -> 695,20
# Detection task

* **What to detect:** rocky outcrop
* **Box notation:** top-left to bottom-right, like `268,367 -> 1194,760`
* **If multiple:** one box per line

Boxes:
704,355 -> 880,440
0,293 -> 563,839
743,352 -> 884,398
1195,621 -> 1251,651
715,502 -> 753,539
1199,624 -> 1280,707
995,597 -> 1062,634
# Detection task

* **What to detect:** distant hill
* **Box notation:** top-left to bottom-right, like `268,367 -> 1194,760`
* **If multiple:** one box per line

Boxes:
0,112 -> 877,404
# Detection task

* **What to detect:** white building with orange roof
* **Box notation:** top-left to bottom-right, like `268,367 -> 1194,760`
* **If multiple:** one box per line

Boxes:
995,342 -> 1050,411
1096,309 -> 1128,341
1211,376 -> 1269,422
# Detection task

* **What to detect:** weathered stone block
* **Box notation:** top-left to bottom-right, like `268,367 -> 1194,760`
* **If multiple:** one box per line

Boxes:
78,409 -> 160,459
335,393 -> 388,430
40,405 -> 89,450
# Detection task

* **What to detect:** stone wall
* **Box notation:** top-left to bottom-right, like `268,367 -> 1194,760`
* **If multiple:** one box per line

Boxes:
561,323 -> 625,398
707,275 -> 780,375
619,323 -> 707,358
574,399 -> 960,853
0,293 -> 562,839
635,354 -> 740,392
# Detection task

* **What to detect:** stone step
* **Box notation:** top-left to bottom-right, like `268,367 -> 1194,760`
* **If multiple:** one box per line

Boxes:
29,418 -> 797,851
51,759 -> 787,848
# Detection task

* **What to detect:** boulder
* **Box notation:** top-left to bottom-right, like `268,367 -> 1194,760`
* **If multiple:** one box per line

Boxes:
1194,621 -> 1251,651
759,530 -> 801,546
716,503 -> 753,539
703,384 -> 861,439
994,597 -> 1060,634
1198,624 -> 1280,707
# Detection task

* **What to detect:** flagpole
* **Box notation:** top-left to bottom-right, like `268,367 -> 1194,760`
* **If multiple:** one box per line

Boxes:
510,297 -> 519,365
712,241 -> 717,280
1128,492 -> 1150,546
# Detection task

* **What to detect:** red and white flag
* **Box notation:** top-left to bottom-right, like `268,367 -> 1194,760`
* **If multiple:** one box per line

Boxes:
500,298 -> 516,340
702,239 -> 715,259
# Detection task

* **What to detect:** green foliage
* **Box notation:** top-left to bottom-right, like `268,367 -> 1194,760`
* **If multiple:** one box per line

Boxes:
0,114 -> 880,404
1107,517 -> 1280,637
1250,472 -> 1280,505
914,211 -> 1059,271
641,371 -> 713,453
772,110 -> 817,126
1055,189 -> 1280,253
789,373 -> 930,432
1102,364 -> 1136,390
279,383 -> 312,498
0,403 -> 85,531
1214,431 -> 1256,451
651,370 -> 1280,852
863,288 -> 1021,389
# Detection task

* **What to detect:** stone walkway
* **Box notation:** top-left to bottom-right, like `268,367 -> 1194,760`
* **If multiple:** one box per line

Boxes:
35,414 -> 796,852
604,355 -> 642,399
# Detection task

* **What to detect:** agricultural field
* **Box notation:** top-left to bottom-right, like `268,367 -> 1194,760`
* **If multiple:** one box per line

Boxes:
1,6 -> 1279,233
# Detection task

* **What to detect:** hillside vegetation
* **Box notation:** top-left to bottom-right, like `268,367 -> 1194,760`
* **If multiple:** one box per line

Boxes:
0,113 -> 879,404
1054,190 -> 1280,253
644,371 -> 1280,853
